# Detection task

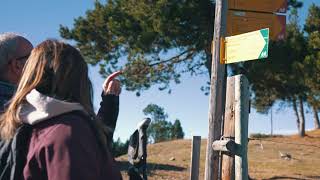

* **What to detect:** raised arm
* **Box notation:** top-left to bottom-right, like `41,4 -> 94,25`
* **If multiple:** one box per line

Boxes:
96,71 -> 122,146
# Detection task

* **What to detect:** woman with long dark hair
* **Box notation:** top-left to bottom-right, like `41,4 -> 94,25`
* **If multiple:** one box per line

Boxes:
0,40 -> 122,180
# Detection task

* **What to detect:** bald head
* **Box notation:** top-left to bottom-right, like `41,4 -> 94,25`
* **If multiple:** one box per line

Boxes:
0,33 -> 33,84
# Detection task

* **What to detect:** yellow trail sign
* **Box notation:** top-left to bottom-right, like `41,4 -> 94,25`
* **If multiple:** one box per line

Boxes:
221,28 -> 269,64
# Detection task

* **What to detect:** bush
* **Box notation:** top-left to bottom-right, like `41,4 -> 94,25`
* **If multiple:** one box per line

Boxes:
250,133 -> 283,139
112,138 -> 129,157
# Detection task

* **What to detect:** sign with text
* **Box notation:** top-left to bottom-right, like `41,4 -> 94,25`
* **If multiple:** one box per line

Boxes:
222,28 -> 269,64
227,10 -> 286,41
228,0 -> 287,13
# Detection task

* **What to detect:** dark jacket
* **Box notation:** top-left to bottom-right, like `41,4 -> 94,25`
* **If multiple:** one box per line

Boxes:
0,125 -> 32,180
0,81 -> 15,112
0,89 -> 119,180
97,93 -> 119,148
0,81 -> 21,180
23,112 -> 121,180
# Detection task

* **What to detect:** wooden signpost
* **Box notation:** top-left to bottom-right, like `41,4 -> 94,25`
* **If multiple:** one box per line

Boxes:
212,75 -> 250,180
227,0 -> 286,41
205,0 -> 287,179
204,0 -> 228,179
228,0 -> 287,13
227,11 -> 286,40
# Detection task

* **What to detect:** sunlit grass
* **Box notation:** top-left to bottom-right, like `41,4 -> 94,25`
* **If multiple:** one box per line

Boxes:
117,130 -> 320,180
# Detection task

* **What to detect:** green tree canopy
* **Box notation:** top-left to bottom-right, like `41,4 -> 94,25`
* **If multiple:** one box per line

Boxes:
230,8 -> 310,136
60,0 -> 303,95
303,4 -> 320,129
143,103 -> 184,143
60,0 -> 214,95
143,103 -> 168,121
231,8 -> 306,112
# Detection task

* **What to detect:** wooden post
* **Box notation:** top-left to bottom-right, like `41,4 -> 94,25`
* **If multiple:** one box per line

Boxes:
205,0 -> 228,179
234,75 -> 250,180
222,77 -> 236,180
190,136 -> 201,180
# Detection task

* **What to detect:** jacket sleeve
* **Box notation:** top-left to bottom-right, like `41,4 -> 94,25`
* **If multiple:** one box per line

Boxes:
96,93 -> 120,143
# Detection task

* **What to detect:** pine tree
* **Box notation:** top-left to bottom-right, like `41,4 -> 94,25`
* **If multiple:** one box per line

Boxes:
142,104 -> 184,143
303,4 -> 320,129
171,119 -> 184,139
230,8 -> 308,136
59,0 -> 303,95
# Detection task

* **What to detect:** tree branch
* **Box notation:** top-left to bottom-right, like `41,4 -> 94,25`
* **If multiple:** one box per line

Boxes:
149,48 -> 196,67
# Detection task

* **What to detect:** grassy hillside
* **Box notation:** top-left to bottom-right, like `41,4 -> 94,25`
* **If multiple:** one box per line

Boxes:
116,130 -> 320,180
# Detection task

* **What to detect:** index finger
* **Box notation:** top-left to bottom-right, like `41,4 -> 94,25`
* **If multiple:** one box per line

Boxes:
107,71 -> 122,81
103,71 -> 122,88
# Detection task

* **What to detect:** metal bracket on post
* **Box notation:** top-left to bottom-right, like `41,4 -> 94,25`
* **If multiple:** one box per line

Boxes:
220,37 -> 226,64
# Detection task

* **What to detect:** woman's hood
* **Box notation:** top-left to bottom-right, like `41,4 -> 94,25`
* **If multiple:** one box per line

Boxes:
20,89 -> 86,125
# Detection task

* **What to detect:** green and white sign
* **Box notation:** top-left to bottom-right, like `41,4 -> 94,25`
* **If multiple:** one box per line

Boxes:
223,28 -> 269,64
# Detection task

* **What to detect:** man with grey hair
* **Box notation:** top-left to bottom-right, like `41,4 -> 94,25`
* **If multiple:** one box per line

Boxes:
0,33 -> 33,111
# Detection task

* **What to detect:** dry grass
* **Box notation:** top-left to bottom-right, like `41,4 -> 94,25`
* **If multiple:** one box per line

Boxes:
116,130 -> 320,180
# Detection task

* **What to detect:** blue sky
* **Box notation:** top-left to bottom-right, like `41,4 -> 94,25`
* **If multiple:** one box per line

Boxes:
1,0 -> 319,141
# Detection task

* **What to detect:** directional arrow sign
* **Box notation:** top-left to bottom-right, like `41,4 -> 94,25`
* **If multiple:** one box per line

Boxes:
228,0 -> 287,13
227,10 -> 286,41
222,28 -> 269,64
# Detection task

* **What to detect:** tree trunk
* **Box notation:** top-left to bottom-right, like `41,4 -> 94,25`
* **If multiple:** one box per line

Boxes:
298,97 -> 305,137
292,98 -> 300,131
312,105 -> 320,129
